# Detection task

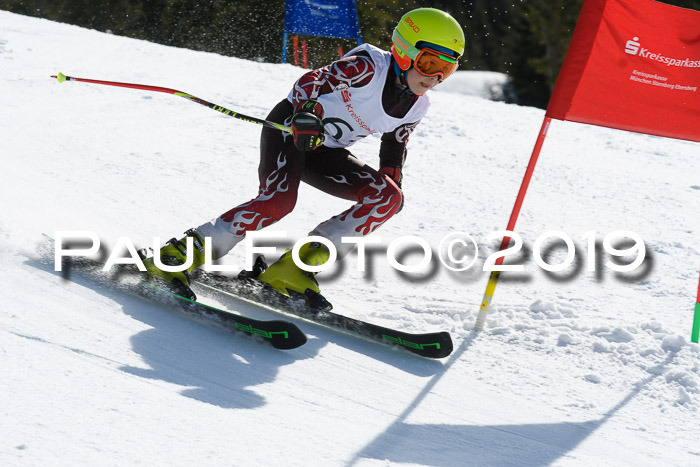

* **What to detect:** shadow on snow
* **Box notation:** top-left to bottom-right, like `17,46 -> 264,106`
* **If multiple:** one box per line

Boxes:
349,334 -> 676,466
25,255 -> 316,409
26,251 -> 446,411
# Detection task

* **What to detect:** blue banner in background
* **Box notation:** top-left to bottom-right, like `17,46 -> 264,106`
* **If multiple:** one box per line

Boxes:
284,0 -> 362,40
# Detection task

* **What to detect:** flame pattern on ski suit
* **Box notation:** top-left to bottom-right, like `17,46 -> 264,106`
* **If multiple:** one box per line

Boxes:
311,171 -> 402,258
219,152 -> 291,235
289,55 -> 374,106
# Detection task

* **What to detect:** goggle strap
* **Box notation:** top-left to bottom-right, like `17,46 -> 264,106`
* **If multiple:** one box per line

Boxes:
392,30 -> 422,60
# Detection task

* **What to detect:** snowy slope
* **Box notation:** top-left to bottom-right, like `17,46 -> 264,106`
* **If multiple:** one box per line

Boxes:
1,11 -> 700,466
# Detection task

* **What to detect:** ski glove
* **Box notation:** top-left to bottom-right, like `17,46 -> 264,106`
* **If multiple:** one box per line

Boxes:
379,167 -> 402,188
291,100 -> 325,151
379,167 -> 404,212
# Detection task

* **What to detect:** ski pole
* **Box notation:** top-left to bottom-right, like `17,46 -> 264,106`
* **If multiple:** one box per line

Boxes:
51,72 -> 291,133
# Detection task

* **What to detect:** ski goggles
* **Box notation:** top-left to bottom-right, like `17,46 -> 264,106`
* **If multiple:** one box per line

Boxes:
413,48 -> 459,81
392,30 -> 459,81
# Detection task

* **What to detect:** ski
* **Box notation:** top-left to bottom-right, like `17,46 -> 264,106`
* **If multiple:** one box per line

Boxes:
136,281 -> 307,350
192,258 -> 454,359
40,237 -> 307,350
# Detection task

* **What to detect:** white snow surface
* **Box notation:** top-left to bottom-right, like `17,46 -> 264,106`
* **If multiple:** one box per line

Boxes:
432,70 -> 508,101
2,11 -> 700,466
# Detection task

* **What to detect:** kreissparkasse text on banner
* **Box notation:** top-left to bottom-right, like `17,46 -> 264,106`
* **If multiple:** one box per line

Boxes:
546,0 -> 700,143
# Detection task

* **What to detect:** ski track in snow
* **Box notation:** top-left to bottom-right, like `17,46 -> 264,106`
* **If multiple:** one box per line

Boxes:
1,10 -> 699,466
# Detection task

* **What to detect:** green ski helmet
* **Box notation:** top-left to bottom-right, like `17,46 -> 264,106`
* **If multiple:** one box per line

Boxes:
391,8 -> 465,79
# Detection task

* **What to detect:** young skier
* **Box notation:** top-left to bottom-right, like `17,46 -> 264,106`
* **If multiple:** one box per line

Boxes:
144,7 -> 466,299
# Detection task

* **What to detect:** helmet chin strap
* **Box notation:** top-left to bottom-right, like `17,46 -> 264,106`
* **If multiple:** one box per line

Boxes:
393,60 -> 414,95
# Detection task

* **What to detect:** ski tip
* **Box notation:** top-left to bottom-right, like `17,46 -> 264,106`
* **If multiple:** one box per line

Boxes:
55,72 -> 67,83
268,322 -> 307,350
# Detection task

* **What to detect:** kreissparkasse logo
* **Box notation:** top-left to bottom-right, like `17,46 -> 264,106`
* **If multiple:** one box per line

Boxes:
625,36 -> 641,55
623,36 -> 700,67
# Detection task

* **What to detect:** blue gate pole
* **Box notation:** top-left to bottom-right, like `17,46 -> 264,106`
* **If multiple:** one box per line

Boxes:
282,31 -> 288,63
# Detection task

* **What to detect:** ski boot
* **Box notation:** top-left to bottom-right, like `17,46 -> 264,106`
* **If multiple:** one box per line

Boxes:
142,228 -> 208,300
257,241 -> 330,298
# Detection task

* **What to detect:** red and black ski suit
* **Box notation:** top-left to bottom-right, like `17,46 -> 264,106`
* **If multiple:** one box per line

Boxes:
197,46 -> 426,260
